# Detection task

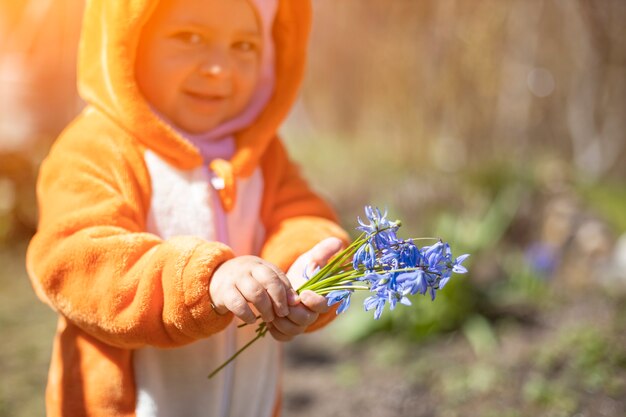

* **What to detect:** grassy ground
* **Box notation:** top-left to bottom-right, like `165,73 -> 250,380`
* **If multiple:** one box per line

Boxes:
0,241 -> 56,417
284,289 -> 626,417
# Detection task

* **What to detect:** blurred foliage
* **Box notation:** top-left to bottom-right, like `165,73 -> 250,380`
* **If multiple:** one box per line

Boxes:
533,324 -> 626,395
578,180 -> 626,234
302,0 -> 626,180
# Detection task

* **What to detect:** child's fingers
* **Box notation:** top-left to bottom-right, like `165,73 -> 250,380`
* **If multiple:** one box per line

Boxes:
251,263 -> 293,316
221,287 -> 259,324
262,262 -> 298,306
298,290 -> 330,314
236,275 -> 275,323
283,304 -> 319,327
270,315 -> 310,336
210,301 -> 230,316
266,323 -> 293,342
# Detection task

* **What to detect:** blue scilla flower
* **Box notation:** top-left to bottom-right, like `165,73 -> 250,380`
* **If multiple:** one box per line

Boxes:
362,270 -> 413,319
364,279 -> 411,319
357,206 -> 400,249
398,240 -> 421,267
379,249 -> 397,268
360,271 -> 385,285
380,239 -> 421,270
421,242 -> 469,278
364,295 -> 386,320
379,250 -> 400,274
353,241 -> 377,271
436,253 -> 469,291
326,289 -> 353,314
422,241 -> 445,270
397,270 -> 428,296
368,271 -> 395,292
386,286 -> 412,311
453,254 -> 470,274
418,244 -> 469,299
359,272 -> 395,313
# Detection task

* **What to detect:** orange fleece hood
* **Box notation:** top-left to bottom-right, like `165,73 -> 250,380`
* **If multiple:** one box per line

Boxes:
77,0 -> 312,210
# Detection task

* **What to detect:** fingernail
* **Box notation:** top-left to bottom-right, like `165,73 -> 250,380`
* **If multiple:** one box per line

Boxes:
287,290 -> 299,306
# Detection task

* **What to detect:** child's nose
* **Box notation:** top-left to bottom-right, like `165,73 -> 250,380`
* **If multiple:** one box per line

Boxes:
199,50 -> 232,78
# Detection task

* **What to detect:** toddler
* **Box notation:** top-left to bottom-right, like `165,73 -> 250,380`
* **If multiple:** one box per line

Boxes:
26,0 -> 347,416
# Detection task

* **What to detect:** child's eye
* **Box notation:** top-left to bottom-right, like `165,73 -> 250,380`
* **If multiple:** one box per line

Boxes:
172,31 -> 204,45
232,41 -> 258,53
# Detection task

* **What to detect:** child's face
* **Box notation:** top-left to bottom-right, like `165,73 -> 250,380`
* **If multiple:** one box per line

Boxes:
135,0 -> 262,134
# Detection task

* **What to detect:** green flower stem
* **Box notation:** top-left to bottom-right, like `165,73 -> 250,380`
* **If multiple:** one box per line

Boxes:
409,237 -> 441,242
302,274 -> 360,292
302,265 -> 435,293
314,285 -> 369,295
299,234 -> 365,288
208,324 -> 268,379
304,279 -> 356,292
299,270 -> 355,292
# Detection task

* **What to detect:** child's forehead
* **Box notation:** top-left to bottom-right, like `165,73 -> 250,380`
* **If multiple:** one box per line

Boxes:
151,0 -> 260,30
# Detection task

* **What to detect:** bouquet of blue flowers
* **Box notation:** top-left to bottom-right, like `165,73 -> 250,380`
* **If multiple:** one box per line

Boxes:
208,206 -> 469,378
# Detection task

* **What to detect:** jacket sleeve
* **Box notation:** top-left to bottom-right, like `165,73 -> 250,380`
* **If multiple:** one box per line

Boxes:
259,137 -> 349,332
26,126 -> 234,349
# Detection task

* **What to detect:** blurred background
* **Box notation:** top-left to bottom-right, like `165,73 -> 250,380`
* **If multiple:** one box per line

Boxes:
1,0 -> 625,416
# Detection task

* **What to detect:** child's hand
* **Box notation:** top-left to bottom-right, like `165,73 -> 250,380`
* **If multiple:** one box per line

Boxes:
265,237 -> 344,342
266,290 -> 329,342
209,256 -> 296,324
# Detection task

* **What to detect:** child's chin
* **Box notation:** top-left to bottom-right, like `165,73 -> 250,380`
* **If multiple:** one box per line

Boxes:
176,116 -> 223,135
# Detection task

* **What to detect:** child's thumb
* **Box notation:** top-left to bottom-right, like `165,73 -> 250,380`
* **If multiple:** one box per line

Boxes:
306,237 -> 344,274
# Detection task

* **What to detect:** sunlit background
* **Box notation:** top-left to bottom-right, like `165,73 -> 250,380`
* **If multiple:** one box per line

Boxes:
1,1 -> 625,416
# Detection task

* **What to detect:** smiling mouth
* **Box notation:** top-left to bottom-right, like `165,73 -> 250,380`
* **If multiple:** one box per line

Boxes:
185,91 -> 226,101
